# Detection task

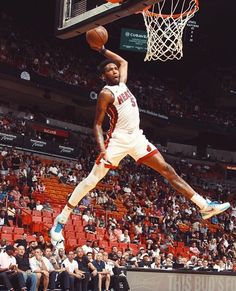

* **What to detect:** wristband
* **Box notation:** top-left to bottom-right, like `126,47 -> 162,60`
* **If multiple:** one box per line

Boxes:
99,47 -> 107,55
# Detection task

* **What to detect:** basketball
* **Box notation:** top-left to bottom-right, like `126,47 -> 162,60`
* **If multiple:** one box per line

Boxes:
86,26 -> 108,49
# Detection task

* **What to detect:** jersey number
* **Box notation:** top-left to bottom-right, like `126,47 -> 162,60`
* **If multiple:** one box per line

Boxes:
130,97 -> 136,107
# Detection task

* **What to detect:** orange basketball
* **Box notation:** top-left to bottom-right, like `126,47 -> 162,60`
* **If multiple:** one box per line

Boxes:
86,26 -> 108,49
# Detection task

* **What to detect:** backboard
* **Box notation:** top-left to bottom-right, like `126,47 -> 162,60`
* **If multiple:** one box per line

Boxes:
55,0 -> 161,39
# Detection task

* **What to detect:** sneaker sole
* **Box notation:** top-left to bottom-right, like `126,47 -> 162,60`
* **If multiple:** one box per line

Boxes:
201,203 -> 230,220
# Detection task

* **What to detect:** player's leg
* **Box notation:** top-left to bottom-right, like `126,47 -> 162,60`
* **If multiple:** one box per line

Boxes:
50,137 -> 127,244
142,151 -> 230,219
50,162 -> 109,243
130,130 -> 230,220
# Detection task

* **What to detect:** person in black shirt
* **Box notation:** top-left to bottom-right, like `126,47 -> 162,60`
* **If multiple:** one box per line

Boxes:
137,254 -> 152,268
108,246 -> 118,261
74,247 -> 97,291
84,219 -> 96,234
92,253 -> 110,291
14,233 -> 28,249
15,245 -> 38,291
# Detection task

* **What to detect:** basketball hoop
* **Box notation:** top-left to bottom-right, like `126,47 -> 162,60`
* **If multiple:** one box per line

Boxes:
142,0 -> 199,62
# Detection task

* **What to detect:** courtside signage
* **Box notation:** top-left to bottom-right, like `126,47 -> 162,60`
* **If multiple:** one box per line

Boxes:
120,28 -> 147,52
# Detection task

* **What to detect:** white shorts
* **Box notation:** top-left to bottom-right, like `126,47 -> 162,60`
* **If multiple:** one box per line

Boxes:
96,129 -> 158,168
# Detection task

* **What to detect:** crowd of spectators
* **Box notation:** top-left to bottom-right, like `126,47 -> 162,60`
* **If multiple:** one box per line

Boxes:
0,11 -> 236,128
0,140 -> 235,285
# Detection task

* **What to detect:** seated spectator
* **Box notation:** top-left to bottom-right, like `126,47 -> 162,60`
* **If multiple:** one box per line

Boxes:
74,247 -> 98,291
108,246 -> 119,261
84,219 -> 96,234
113,224 -> 123,241
14,233 -> 28,249
137,254 -> 152,268
44,247 -> 70,291
213,260 -> 226,272
190,242 -> 201,256
0,238 -> 7,254
42,201 -> 53,212
62,250 -> 85,291
105,228 -> 118,243
55,248 -> 67,268
27,198 -> 36,210
37,181 -> 46,193
0,245 -> 27,291
97,192 -> 109,205
151,256 -> 162,269
29,246 -> 53,291
82,210 -> 94,223
82,240 -> 93,255
35,200 -> 43,211
92,241 -> 100,255
96,215 -> 106,228
103,252 -> 130,291
92,253 -> 110,291
0,209 -> 10,227
162,257 -> 174,270
119,230 -> 131,243
15,245 -> 38,291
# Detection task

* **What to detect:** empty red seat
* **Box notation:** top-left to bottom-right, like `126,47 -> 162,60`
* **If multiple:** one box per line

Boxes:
32,210 -> 42,217
14,227 -> 24,234
1,233 -> 13,241
1,226 -> 14,233
67,238 -> 77,246
32,216 -> 42,223
42,217 -> 53,224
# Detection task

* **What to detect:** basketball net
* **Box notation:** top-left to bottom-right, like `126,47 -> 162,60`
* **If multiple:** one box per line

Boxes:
142,0 -> 199,62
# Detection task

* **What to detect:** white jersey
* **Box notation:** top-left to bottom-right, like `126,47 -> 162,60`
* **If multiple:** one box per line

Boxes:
104,82 -> 140,134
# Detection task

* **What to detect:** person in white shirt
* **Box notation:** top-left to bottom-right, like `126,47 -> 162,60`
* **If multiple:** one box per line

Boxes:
29,246 -> 54,291
151,256 -> 162,269
82,240 -> 93,255
0,245 -> 27,290
62,251 -> 85,291
119,230 -> 130,243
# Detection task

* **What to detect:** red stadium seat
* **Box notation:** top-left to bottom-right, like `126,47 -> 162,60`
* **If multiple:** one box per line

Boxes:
1,233 -> 13,241
14,227 -> 24,234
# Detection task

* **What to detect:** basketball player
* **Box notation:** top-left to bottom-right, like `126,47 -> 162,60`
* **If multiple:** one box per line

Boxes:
50,46 -> 230,245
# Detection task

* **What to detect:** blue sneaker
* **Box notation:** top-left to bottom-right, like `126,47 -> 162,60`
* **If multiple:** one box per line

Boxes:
50,215 -> 66,243
200,201 -> 230,220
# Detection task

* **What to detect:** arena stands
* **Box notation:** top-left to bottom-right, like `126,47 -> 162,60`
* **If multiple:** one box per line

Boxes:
0,11 -> 236,128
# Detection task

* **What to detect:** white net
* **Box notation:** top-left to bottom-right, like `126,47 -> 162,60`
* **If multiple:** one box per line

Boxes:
142,0 -> 199,62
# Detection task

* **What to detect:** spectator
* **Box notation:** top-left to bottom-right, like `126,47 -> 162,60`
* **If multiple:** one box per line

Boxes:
0,245 -> 27,291
74,247 -> 97,291
82,240 -> 93,255
62,250 -> 85,291
15,245 -> 38,291
35,200 -> 43,211
137,254 -> 152,268
0,238 -> 7,254
151,256 -> 162,269
29,246 -> 53,291
92,253 -> 110,291
43,247 -> 70,291
119,230 -> 131,243
84,219 -> 96,234
0,209 -> 10,227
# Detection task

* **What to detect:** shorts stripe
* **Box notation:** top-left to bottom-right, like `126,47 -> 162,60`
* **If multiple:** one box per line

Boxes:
137,149 -> 158,164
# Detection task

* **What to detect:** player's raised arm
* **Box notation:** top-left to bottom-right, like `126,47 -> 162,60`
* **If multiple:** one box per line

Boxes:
99,47 -> 128,84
